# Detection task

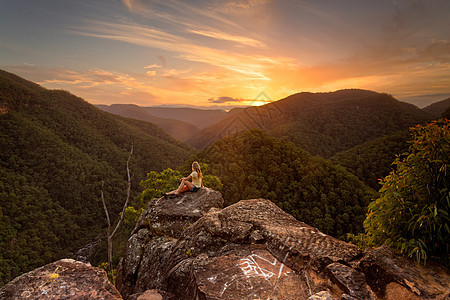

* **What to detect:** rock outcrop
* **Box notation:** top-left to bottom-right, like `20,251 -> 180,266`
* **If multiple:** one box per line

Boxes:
3,188 -> 448,299
116,187 -> 224,298
115,189 -> 450,299
0,259 -> 121,299
358,246 -> 449,299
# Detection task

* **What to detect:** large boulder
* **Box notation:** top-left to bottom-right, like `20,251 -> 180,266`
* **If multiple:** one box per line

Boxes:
3,190 -> 448,299
0,259 -> 121,299
358,245 -> 450,299
117,193 -> 450,299
166,198 -> 365,299
116,187 -> 224,298
133,187 -> 224,238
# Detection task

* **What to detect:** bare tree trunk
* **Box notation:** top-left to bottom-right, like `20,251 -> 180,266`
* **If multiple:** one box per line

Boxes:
100,180 -> 112,272
101,143 -> 133,273
107,235 -> 112,273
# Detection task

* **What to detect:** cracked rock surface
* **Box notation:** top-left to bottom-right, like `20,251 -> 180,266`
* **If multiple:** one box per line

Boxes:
116,190 -> 450,299
0,259 -> 121,299
3,188 -> 448,299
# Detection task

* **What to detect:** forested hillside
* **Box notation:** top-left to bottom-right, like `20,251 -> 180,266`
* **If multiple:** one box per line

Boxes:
0,70 -> 193,286
96,104 -> 200,142
331,130 -> 411,190
183,129 -> 375,239
142,106 -> 228,129
422,97 -> 450,118
191,89 -> 432,157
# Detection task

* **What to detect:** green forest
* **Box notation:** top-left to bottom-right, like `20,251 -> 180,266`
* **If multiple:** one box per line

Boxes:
191,90 -> 432,157
1,69 -> 449,287
362,119 -> 449,265
184,129 -> 375,239
0,70 -> 193,285
330,130 -> 411,190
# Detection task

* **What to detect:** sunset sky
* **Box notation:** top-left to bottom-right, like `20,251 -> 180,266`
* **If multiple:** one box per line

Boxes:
1,0 -> 449,109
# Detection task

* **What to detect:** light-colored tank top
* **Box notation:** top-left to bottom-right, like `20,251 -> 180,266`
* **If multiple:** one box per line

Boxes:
190,171 -> 202,187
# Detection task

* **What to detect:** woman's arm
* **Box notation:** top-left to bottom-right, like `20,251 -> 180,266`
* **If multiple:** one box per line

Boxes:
181,175 -> 193,181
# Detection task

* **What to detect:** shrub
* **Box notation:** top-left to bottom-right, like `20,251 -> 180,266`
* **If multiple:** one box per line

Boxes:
364,119 -> 449,265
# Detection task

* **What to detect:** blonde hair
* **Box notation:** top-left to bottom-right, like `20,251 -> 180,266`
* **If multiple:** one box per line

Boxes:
192,161 -> 203,179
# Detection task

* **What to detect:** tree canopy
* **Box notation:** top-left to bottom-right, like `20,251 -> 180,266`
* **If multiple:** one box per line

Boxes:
331,130 -> 411,190
0,70 -> 193,285
190,129 -> 375,239
363,119 -> 449,265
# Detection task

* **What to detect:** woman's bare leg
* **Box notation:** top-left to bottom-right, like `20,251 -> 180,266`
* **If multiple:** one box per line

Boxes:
176,179 -> 193,194
166,179 -> 193,195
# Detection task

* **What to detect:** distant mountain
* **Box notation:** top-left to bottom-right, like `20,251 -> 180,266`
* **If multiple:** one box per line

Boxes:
422,97 -> 450,118
443,107 -> 450,119
142,106 -> 227,129
190,89 -> 432,157
184,129 -> 375,239
0,69 -> 193,285
96,104 -> 200,142
331,130 -> 411,190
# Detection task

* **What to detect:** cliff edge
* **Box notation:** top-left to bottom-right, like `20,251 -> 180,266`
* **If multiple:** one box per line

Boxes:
116,189 -> 449,299
1,188 -> 448,299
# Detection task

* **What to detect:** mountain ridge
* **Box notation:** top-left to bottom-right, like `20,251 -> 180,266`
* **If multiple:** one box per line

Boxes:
96,104 -> 200,142
189,89 -> 432,157
142,106 -> 227,129
0,69 -> 194,285
422,97 -> 450,117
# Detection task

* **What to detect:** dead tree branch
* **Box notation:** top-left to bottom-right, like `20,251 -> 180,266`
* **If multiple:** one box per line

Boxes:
101,142 -> 134,273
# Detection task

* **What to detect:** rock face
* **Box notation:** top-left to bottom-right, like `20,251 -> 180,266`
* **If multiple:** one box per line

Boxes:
359,246 -> 450,299
117,191 -> 450,300
2,188 -> 448,299
0,259 -> 121,299
165,198 -> 363,299
134,187 -> 224,238
116,187 -> 224,298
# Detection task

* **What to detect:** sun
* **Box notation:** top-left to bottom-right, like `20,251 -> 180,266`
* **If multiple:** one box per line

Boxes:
249,100 -> 269,106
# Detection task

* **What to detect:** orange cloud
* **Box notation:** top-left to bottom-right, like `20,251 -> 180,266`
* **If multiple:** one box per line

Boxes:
188,28 -> 266,48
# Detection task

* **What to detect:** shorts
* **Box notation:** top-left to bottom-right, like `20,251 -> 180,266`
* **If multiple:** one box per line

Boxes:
192,185 -> 201,192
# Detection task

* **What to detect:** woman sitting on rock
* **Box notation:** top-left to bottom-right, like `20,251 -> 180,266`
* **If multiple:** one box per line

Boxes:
163,161 -> 203,197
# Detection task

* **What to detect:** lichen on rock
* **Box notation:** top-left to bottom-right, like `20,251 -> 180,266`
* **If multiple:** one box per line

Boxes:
116,190 -> 450,300
0,259 -> 121,299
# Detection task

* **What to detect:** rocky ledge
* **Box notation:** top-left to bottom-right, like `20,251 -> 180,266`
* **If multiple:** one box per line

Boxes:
116,189 -> 450,299
0,259 -> 121,299
1,188 -> 448,299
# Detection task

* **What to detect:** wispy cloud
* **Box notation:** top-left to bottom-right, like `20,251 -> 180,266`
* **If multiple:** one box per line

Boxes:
70,19 -> 287,83
144,64 -> 163,69
72,1 -> 449,100
188,28 -> 265,48
208,96 -> 244,104
2,0 -> 448,108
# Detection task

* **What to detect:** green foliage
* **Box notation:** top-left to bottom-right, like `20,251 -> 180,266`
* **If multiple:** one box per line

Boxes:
123,206 -> 144,225
203,174 -> 223,191
98,262 -> 117,284
190,129 -> 375,238
192,90 -> 431,158
364,119 -> 450,265
331,130 -> 411,190
275,92 -> 430,158
0,169 -> 74,286
140,168 -> 183,202
139,165 -> 223,207
346,233 -> 371,250
0,70 -> 193,286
